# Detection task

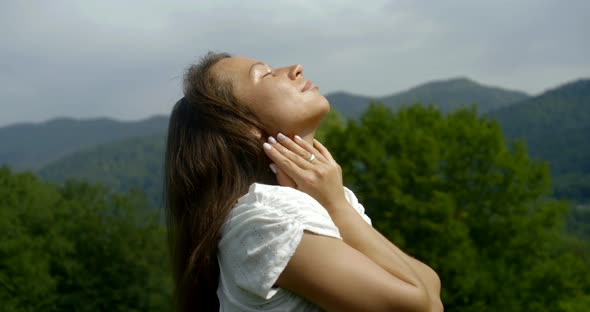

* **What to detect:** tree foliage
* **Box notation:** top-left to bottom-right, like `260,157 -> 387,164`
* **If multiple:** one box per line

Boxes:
39,133 -> 166,209
324,103 -> 590,311
0,167 -> 172,312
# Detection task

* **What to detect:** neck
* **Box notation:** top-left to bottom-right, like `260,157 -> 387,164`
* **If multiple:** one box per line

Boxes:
299,129 -> 316,145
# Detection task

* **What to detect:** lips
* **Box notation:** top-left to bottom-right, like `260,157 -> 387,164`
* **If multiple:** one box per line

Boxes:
302,80 -> 316,92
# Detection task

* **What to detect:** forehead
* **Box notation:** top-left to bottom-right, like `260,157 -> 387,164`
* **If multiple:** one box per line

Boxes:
215,56 -> 260,79
214,56 -> 263,92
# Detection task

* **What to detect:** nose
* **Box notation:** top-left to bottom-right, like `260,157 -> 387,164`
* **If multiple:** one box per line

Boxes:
288,64 -> 303,80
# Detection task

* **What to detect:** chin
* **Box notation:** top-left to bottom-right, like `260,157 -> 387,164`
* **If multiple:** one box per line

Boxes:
315,104 -> 331,124
319,95 -> 330,113
303,96 -> 330,128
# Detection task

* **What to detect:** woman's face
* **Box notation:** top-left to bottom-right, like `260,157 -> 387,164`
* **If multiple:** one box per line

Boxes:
213,56 -> 330,137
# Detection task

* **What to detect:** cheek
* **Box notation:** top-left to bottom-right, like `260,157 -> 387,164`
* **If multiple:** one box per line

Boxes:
252,88 -> 296,118
247,83 -> 318,133
247,97 -> 286,132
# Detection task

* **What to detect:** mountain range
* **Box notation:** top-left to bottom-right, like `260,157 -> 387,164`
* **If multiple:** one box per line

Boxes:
0,115 -> 168,171
326,77 -> 530,119
486,79 -> 590,202
1,77 -> 588,206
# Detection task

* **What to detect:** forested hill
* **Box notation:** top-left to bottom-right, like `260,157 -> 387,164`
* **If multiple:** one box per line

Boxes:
38,132 -> 166,209
488,79 -> 589,143
487,78 -> 590,202
0,115 -> 169,171
327,77 -> 530,119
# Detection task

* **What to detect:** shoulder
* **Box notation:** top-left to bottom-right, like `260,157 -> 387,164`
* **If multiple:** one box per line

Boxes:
220,183 -> 341,246
225,183 -> 371,231
235,182 -> 323,209
228,182 -> 332,223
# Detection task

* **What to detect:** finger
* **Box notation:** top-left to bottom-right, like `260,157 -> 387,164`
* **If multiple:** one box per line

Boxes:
263,142 -> 306,178
271,139 -> 313,170
275,133 -> 316,164
270,163 -> 297,188
293,135 -> 328,163
313,139 -> 336,162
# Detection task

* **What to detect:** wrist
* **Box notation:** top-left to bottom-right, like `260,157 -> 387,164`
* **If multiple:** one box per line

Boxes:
325,201 -> 357,224
322,196 -> 351,215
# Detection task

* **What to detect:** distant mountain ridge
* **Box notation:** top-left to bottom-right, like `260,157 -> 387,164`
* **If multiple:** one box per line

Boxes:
487,78 -> 590,202
0,115 -> 169,170
488,79 -> 590,134
327,77 -> 530,119
38,132 -> 167,208
382,77 -> 530,113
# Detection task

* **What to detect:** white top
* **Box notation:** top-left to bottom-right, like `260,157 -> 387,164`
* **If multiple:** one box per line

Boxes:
217,183 -> 372,311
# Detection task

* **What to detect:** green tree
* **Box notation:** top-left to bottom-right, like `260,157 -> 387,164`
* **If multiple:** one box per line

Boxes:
0,168 -> 65,311
0,166 -> 172,312
324,103 -> 590,311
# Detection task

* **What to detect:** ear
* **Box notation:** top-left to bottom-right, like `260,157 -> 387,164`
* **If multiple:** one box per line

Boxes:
251,127 -> 262,139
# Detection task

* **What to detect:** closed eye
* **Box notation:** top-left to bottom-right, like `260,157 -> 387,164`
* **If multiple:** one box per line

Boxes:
263,70 -> 273,78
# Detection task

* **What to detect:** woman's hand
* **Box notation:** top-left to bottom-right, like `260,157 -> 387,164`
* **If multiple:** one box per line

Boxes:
262,133 -> 349,214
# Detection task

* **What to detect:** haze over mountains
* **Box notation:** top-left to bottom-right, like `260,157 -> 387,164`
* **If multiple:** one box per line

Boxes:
1,77 -> 588,206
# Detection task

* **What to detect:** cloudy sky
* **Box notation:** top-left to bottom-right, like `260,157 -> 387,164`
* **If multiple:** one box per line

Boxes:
1,0 -> 588,126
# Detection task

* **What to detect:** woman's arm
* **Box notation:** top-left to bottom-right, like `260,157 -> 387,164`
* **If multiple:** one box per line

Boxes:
276,230 -> 432,312
327,200 -> 428,288
264,135 -> 443,311
372,227 -> 443,311
326,199 -> 443,311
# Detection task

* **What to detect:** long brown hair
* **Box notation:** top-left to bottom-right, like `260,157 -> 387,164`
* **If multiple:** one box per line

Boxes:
164,52 -> 276,311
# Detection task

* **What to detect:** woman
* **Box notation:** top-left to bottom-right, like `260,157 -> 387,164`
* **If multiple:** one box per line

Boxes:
164,52 -> 443,312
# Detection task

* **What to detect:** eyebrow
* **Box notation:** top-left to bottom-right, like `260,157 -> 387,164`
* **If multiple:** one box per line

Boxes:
249,62 -> 267,76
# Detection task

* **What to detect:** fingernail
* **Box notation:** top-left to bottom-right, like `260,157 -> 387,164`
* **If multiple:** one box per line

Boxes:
263,142 -> 272,151
268,136 -> 277,144
294,135 -> 302,141
269,164 -> 277,173
277,133 -> 287,141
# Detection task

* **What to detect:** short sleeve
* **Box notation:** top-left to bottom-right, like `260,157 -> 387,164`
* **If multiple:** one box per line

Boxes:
343,186 -> 373,226
218,183 -> 342,300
